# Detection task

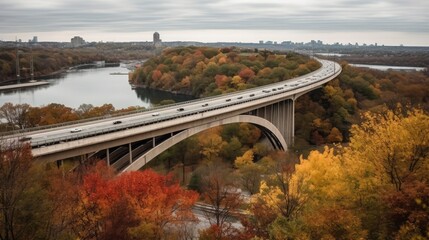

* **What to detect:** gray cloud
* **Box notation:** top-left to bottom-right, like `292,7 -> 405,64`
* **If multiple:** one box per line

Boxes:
0,0 -> 428,39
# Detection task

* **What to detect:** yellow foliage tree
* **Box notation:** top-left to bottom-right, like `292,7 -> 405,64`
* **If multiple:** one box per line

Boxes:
234,149 -> 254,168
198,128 -> 227,161
231,75 -> 243,87
291,147 -> 367,239
250,160 -> 305,221
344,108 -> 429,191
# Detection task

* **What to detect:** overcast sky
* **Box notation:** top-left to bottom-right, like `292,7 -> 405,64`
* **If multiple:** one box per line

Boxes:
1,0 -> 428,46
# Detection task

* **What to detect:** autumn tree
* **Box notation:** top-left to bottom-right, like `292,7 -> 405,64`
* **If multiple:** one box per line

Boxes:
76,103 -> 94,118
238,67 -> 255,82
199,128 -> 227,161
235,163 -> 265,196
85,104 -> 115,117
220,136 -> 243,163
282,147 -> 367,239
196,161 -> 243,238
0,103 -> 31,130
245,155 -> 306,238
383,180 -> 429,239
344,108 -> 429,191
326,127 -> 343,143
26,103 -> 79,126
0,140 -> 51,240
43,165 -> 84,240
72,163 -> 198,240
341,107 -> 429,237
237,123 -> 261,146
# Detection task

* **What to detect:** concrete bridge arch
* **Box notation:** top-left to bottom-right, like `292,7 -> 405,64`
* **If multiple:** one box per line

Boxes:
121,115 -> 287,172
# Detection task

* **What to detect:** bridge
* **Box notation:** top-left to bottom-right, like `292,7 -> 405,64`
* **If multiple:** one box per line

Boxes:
6,58 -> 341,172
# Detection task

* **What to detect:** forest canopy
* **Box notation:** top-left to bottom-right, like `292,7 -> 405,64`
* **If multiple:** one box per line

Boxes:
129,47 -> 320,97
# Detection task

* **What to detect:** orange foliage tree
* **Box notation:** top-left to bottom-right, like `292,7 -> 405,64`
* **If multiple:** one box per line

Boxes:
73,163 -> 198,239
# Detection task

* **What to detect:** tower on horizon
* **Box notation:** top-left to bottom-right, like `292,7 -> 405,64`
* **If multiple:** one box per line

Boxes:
153,32 -> 162,47
71,36 -> 85,48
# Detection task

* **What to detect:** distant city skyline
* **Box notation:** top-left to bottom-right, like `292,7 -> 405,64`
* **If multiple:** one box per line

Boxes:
0,0 -> 428,46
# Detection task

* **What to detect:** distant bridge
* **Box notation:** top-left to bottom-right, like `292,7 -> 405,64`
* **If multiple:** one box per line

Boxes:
7,58 -> 341,172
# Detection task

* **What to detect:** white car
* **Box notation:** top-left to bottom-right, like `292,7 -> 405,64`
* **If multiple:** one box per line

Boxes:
152,112 -> 160,116
70,128 -> 82,133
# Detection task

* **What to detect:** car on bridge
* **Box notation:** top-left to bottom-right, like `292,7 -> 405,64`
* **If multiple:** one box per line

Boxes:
202,103 -> 209,107
70,128 -> 82,133
177,108 -> 184,111
113,120 -> 122,125
19,136 -> 32,142
152,112 -> 160,116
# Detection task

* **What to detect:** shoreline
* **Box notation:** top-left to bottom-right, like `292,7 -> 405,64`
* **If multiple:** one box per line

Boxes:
131,83 -> 195,97
0,62 -> 120,86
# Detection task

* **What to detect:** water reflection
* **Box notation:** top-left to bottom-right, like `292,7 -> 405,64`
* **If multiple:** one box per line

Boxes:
134,88 -> 194,106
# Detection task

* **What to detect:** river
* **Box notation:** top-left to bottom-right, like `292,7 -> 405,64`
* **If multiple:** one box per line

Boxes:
0,65 -> 194,109
349,63 -> 426,72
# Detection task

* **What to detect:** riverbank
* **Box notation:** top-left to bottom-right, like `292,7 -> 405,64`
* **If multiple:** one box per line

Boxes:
0,62 -> 121,86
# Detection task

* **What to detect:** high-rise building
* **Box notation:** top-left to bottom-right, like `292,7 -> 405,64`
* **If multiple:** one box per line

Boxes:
71,36 -> 85,47
153,32 -> 162,47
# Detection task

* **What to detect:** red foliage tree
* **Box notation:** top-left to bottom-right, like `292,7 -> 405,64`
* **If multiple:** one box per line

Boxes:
238,67 -> 255,81
76,164 -> 198,239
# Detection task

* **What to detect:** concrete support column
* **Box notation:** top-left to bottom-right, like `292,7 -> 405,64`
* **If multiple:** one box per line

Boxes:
129,143 -> 132,164
106,148 -> 110,166
80,154 -> 87,163
253,98 -> 295,147
284,99 -> 295,146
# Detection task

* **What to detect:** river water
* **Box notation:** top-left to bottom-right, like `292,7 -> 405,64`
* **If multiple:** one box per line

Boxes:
0,65 -> 194,109
349,63 -> 426,72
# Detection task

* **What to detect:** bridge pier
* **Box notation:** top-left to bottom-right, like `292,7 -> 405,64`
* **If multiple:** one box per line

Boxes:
253,98 -> 295,147
129,143 -> 132,164
106,148 -> 110,166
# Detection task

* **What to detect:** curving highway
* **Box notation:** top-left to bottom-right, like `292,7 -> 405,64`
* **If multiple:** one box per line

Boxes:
7,58 -> 341,154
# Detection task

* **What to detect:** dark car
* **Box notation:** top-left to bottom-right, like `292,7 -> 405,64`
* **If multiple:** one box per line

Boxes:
19,136 -> 32,142
177,108 -> 184,111
113,120 -> 122,125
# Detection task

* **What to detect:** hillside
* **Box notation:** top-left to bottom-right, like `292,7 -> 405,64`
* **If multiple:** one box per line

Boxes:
129,46 -> 320,97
